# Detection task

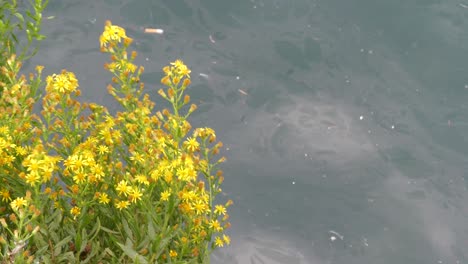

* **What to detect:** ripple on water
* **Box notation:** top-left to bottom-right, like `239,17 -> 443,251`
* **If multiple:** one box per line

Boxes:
212,231 -> 314,264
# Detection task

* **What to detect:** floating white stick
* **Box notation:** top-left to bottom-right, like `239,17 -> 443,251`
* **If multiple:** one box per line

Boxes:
144,28 -> 164,34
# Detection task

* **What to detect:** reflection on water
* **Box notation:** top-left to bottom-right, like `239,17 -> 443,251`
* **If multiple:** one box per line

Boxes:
212,231 -> 313,264
24,0 -> 468,263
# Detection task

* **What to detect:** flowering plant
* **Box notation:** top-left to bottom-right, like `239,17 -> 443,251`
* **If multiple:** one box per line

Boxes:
0,18 -> 231,263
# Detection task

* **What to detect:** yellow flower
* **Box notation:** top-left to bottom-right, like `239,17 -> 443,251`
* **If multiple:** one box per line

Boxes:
116,180 -> 130,196
135,174 -> 149,186
179,66 -> 191,78
36,65 -> 44,74
115,200 -> 130,210
223,234 -> 231,245
45,71 -> 79,94
10,197 -> 28,211
128,187 -> 142,203
98,193 -> 110,204
70,206 -> 81,219
15,146 -> 27,156
164,170 -> 173,183
65,154 -> 88,173
184,137 -> 199,152
209,220 -> 223,232
176,167 -> 190,182
163,66 -> 172,76
73,172 -> 86,184
192,199 -> 208,215
0,126 -> 8,135
214,237 -> 224,247
160,190 -> 170,201
181,190 -> 196,202
97,145 -> 109,155
170,60 -> 191,78
0,189 -> 11,202
129,152 -> 145,164
171,59 -> 185,69
99,129 -> 113,145
100,20 -> 127,48
25,172 -> 41,186
214,205 -> 227,216
150,169 -> 160,181
91,164 -> 105,181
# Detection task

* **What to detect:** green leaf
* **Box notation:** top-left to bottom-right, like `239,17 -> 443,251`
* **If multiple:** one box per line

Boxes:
117,240 -> 148,264
101,247 -> 116,258
79,228 -> 89,254
100,226 -> 119,235
14,12 -> 24,24
122,218 -> 133,239
56,251 -> 75,263
147,215 -> 155,238
89,217 -> 101,241
54,235 -> 73,256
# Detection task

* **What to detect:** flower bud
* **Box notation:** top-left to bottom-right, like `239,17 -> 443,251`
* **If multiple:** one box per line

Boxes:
0,218 -> 7,227
161,76 -> 171,86
158,89 -> 167,99
188,104 -> 197,113
182,78 -> 191,87
167,88 -> 175,99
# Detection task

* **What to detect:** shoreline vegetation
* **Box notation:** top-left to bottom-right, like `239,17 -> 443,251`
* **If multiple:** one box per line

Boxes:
0,1 -> 231,263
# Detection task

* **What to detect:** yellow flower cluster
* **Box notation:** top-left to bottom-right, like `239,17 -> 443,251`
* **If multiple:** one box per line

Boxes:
114,179 -> 143,207
99,20 -> 131,51
64,149 -> 104,184
179,188 -> 210,216
161,60 -> 192,87
45,70 -> 78,94
166,60 -> 191,79
22,145 -> 61,186
106,59 -> 137,74
0,20 -> 232,262
0,136 -> 17,167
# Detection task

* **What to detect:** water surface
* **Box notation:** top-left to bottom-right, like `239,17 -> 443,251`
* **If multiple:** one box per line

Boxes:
26,0 -> 468,263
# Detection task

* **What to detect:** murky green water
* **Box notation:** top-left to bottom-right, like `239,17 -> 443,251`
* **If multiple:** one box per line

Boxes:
26,0 -> 468,263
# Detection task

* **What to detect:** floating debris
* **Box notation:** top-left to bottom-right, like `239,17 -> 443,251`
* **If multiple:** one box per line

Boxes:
209,35 -> 216,43
144,28 -> 164,34
329,230 -> 344,241
238,89 -> 248,96
199,73 -> 210,79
